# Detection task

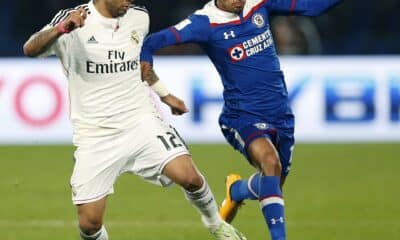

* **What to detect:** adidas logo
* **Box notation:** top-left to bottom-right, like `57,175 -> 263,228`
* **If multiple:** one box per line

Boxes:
87,36 -> 98,44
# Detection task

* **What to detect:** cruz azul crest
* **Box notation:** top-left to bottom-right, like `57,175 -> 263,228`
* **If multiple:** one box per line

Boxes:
252,13 -> 265,28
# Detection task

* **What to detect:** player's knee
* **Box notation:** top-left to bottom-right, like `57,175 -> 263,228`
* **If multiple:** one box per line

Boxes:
260,154 -> 281,173
79,214 -> 103,235
180,172 -> 203,192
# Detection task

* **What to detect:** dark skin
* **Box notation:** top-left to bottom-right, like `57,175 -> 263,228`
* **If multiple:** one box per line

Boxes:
216,0 -> 285,186
143,0 -> 285,187
216,0 -> 246,14
216,0 -> 286,186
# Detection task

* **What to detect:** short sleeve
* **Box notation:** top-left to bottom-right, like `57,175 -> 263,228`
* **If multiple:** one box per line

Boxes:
37,8 -> 73,58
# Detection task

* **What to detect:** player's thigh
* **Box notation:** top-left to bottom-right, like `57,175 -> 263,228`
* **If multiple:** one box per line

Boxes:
71,137 -> 126,205
247,137 -> 280,170
219,119 -> 278,165
124,115 -> 190,187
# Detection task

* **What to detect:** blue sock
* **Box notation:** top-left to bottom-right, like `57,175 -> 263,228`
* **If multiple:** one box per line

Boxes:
259,176 -> 286,240
230,173 -> 260,202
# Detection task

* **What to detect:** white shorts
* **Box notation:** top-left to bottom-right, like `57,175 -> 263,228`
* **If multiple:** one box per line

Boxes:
70,115 -> 190,204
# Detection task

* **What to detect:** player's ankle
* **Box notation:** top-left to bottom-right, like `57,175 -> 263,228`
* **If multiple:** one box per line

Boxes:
201,215 -> 223,232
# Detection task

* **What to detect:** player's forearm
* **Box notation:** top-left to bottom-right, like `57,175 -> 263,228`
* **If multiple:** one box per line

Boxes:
142,65 -> 160,86
23,27 -> 62,57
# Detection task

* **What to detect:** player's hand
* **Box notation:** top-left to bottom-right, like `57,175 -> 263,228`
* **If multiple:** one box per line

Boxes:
161,94 -> 189,115
59,7 -> 87,33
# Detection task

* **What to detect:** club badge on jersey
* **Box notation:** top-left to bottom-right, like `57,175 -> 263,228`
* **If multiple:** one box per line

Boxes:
131,31 -> 139,45
252,13 -> 265,28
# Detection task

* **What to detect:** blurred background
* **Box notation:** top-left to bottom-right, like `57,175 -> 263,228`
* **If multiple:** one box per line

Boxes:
1,0 -> 400,56
1,1 -> 399,240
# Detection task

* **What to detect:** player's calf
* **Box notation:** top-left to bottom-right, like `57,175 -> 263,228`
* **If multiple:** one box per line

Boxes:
77,198 -> 107,238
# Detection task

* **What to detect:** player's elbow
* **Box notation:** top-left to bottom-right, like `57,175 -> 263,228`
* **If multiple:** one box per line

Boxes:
23,41 -> 39,58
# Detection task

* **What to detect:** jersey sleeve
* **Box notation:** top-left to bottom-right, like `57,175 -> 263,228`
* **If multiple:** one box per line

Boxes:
140,14 -> 211,64
132,5 -> 150,36
265,0 -> 342,16
38,5 -> 89,58
36,9 -> 74,58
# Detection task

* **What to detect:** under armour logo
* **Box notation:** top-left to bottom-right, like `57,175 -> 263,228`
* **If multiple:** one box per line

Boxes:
224,31 -> 236,39
270,217 -> 284,225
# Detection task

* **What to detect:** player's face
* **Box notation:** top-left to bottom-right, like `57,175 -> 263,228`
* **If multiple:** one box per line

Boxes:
105,0 -> 133,17
217,0 -> 246,14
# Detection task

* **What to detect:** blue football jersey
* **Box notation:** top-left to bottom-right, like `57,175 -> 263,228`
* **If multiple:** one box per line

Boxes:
141,0 -> 341,121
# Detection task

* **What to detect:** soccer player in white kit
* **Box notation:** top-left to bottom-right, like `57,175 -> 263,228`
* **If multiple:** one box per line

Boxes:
23,1 -> 246,239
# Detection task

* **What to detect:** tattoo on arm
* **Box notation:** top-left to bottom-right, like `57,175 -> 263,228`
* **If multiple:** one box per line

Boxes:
142,67 -> 160,86
24,27 -> 61,57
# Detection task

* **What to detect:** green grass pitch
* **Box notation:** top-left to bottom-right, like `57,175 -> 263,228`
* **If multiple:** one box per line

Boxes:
1,143 -> 399,240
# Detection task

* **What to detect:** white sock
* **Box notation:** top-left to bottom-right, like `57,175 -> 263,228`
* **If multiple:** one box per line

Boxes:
184,175 -> 222,231
80,225 -> 109,240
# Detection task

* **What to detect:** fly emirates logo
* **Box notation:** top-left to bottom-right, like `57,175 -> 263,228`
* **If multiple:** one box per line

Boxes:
86,50 -> 139,74
228,29 -> 273,62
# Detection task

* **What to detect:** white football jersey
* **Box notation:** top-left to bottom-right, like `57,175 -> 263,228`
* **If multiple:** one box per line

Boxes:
40,1 -> 158,145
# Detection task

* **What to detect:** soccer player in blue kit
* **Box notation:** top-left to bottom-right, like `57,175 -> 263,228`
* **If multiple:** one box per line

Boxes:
141,0 -> 341,239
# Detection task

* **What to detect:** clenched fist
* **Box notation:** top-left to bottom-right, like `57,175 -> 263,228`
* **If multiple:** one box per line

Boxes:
57,7 -> 87,33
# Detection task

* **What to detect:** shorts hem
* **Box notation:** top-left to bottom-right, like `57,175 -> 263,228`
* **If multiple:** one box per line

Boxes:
72,191 -> 112,205
158,150 -> 191,174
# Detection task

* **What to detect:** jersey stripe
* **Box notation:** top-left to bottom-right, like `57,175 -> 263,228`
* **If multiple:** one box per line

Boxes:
131,5 -> 149,14
49,4 -> 90,26
168,27 -> 182,43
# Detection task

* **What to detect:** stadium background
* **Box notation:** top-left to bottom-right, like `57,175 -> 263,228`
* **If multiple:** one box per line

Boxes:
1,0 -> 399,239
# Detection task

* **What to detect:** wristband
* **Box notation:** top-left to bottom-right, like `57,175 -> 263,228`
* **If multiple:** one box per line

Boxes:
57,21 -> 70,34
151,80 -> 170,97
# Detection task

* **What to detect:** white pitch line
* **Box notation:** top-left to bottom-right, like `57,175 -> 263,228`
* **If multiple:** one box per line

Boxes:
0,220 -> 202,228
0,219 -> 399,228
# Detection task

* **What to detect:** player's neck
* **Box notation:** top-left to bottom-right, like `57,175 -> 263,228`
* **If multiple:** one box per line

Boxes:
215,0 -> 241,15
93,0 -> 115,18
215,0 -> 225,12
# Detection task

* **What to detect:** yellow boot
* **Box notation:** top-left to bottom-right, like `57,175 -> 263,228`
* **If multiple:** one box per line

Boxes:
219,174 -> 243,223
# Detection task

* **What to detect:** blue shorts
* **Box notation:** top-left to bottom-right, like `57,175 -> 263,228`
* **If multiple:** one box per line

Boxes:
219,114 -> 295,176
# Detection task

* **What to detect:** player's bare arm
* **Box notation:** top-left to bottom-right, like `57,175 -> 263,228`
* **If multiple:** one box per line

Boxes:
141,61 -> 188,115
161,94 -> 189,115
141,61 -> 159,86
23,7 -> 87,57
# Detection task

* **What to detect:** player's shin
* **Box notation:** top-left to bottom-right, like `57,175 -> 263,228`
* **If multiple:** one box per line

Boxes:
79,225 -> 109,240
183,175 -> 222,231
259,176 -> 286,240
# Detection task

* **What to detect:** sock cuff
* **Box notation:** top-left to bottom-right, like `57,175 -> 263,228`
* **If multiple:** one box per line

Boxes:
80,225 -> 105,239
248,172 -> 260,198
259,195 -> 285,209
184,175 -> 209,200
